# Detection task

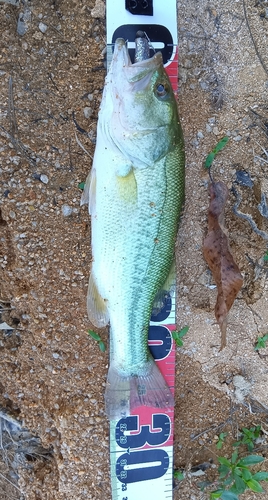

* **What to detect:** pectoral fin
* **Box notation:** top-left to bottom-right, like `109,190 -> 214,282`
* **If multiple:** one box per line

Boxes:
116,168 -> 137,203
87,272 -> 109,327
80,169 -> 96,215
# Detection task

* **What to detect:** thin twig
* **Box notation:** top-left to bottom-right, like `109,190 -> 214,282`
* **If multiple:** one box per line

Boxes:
242,0 -> 268,76
74,131 -> 93,159
232,185 -> 268,241
0,471 -> 21,492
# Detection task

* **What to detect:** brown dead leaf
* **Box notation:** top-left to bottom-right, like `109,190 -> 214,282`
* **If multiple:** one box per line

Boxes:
203,181 -> 243,350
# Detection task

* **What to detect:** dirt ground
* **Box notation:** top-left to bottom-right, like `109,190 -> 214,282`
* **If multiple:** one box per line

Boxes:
0,0 -> 268,499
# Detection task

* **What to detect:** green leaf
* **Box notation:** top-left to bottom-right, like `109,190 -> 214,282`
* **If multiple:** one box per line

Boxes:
237,455 -> 264,466
252,471 -> 268,481
232,441 -> 241,448
216,440 -> 223,450
220,491 -> 239,500
223,477 -> 234,486
218,464 -> 230,478
263,252 -> 268,261
241,427 -> 252,437
255,334 -> 268,350
178,326 -> 189,338
78,181 -> 85,190
231,451 -> 238,464
213,136 -> 229,153
204,136 -> 229,169
205,152 -> 215,169
98,341 -> 106,352
241,468 -> 252,481
210,490 -> 224,499
246,479 -> 263,492
234,473 -> 247,494
247,441 -> 254,452
172,334 -> 183,347
87,329 -> 101,341
174,470 -> 184,480
172,327 -> 189,347
218,457 -> 232,467
198,480 -> 212,491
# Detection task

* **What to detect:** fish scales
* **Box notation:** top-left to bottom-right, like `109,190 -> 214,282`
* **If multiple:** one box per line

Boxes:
81,38 -> 185,420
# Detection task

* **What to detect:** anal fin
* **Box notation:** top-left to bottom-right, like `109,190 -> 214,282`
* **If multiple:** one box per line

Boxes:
87,272 -> 109,328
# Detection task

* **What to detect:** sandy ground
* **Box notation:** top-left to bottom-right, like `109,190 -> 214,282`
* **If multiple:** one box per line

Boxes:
0,0 -> 268,499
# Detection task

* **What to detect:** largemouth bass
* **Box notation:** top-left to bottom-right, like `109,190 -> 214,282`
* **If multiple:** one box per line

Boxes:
81,37 -> 185,420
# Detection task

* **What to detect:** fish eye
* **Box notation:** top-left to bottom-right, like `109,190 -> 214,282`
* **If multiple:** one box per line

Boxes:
155,82 -> 169,98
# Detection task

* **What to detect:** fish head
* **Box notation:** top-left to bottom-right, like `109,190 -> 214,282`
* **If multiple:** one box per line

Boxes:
104,38 -> 179,168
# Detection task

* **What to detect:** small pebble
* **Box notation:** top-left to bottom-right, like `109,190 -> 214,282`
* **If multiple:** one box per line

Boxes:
199,81 -> 208,90
38,22 -> 48,33
84,107 -> 93,119
235,170 -> 253,188
52,353 -> 59,359
17,8 -> 31,36
61,204 -> 73,217
91,0 -> 105,18
206,124 -> 212,133
184,59 -> 192,69
40,174 -> 49,184
197,131 -> 204,139
233,135 -> 242,142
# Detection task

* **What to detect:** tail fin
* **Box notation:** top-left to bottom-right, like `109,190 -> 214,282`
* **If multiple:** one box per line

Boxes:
105,358 -> 174,420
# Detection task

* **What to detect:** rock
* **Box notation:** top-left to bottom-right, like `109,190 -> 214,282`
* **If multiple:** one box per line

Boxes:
61,205 -> 73,217
38,22 -> 48,34
40,174 -> 49,184
233,375 -> 251,403
17,8 -> 31,36
235,170 -> 253,188
91,0 -> 105,18
83,107 -> 93,119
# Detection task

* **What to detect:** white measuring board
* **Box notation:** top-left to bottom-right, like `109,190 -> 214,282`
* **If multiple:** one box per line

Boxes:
106,1 -> 179,499
109,294 -> 176,500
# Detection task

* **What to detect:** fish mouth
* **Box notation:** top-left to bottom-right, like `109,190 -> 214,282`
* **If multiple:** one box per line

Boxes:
113,38 -> 163,84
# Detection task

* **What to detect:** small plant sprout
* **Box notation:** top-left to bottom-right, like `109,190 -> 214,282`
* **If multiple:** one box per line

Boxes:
216,432 -> 228,450
263,251 -> 268,262
233,426 -> 261,452
78,181 -> 85,190
255,334 -> 268,351
87,329 -> 106,352
204,136 -> 229,169
172,326 -> 189,347
210,451 -> 267,499
174,469 -> 184,481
